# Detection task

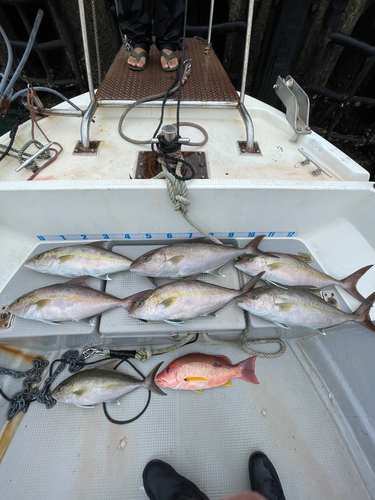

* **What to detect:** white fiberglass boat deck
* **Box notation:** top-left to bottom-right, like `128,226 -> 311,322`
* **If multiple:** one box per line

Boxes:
0,75 -> 375,500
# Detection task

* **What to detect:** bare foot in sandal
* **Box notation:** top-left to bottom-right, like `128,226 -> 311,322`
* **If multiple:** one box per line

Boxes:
128,47 -> 148,70
160,49 -> 178,71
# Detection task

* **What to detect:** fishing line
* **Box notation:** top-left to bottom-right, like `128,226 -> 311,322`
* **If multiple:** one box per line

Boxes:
102,357 -> 152,425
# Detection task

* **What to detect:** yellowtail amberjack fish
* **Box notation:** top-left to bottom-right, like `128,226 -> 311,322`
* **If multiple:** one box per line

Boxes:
7,276 -> 134,325
234,241 -> 372,303
128,273 -> 264,325
52,360 -> 166,407
129,235 -> 277,279
237,286 -> 375,335
24,242 -> 132,280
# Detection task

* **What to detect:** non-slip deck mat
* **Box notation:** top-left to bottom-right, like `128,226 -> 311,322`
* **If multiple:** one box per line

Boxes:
95,38 -> 239,103
0,343 -> 369,499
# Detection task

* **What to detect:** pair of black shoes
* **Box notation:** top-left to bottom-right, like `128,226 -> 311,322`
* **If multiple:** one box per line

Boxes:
143,452 -> 286,500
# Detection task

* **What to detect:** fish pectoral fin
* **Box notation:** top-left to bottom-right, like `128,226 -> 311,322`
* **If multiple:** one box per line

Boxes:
58,255 -> 74,263
40,319 -> 60,325
268,263 -> 284,271
35,299 -> 52,308
76,316 -> 97,326
203,312 -> 218,317
185,377 -> 209,382
272,321 -> 289,329
75,404 -> 95,408
277,303 -> 295,312
160,297 -> 178,308
164,319 -> 185,326
315,328 -> 326,335
194,390 -> 204,393
207,266 -> 226,277
96,273 -> 111,280
167,255 -> 185,265
105,398 -> 121,405
220,381 -> 232,387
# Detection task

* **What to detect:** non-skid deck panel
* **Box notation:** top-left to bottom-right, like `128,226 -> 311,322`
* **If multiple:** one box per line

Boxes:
100,245 -> 246,335
0,344 -> 369,500
95,38 -> 239,103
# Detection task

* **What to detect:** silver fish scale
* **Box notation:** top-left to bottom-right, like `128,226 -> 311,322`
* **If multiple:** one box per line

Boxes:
100,245 -> 246,335
0,243 -> 104,339
240,238 -> 352,335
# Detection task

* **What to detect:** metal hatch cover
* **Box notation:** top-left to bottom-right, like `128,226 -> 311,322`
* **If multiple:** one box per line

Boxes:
135,152 -> 208,179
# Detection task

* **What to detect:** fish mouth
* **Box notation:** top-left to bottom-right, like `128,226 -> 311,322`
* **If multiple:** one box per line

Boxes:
24,260 -> 51,272
155,377 -> 167,386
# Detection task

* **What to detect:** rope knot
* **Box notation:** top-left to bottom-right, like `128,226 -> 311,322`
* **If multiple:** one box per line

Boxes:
135,347 -> 153,362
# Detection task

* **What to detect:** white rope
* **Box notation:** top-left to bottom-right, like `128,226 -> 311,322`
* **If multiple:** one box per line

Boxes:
153,159 -> 286,359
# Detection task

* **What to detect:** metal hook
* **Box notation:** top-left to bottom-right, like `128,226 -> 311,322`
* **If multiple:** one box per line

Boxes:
82,347 -> 108,360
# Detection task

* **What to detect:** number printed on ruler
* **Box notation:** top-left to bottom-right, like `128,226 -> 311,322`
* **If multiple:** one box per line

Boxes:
37,231 -> 297,241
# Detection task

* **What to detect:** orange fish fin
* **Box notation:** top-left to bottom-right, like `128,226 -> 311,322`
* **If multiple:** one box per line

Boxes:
194,390 -> 204,393
220,381 -> 232,387
185,377 -> 209,382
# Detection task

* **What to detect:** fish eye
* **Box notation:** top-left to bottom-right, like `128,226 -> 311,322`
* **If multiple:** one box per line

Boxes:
143,256 -> 151,262
137,301 -> 144,307
251,293 -> 258,300
36,254 -> 42,259
166,368 -> 170,373
246,257 -> 253,262
16,299 -> 20,303
57,387 -> 62,391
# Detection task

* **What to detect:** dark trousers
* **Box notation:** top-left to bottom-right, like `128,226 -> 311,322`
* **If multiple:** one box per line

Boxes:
120,0 -> 185,52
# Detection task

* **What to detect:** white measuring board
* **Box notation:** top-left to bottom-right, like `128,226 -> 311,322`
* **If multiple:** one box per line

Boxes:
36,231 -> 298,242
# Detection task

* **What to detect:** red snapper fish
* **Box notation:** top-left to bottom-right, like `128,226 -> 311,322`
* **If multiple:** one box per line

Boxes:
156,353 -> 259,392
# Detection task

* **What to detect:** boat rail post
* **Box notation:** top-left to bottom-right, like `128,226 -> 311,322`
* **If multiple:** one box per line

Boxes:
78,0 -> 97,149
206,0 -> 215,52
239,0 -> 255,152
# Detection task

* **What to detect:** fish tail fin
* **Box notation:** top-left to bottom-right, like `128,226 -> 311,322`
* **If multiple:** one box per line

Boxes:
238,272 -> 265,295
353,291 -> 375,333
237,356 -> 259,385
340,265 -> 373,302
243,235 -> 279,258
144,362 -> 167,396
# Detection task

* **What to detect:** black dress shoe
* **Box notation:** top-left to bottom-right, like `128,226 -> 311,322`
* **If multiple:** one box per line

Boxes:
143,459 -> 209,500
249,452 -> 286,500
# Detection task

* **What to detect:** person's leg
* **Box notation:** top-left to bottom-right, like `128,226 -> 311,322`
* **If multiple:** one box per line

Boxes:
154,0 -> 185,70
143,459 -> 209,500
120,0 -> 152,69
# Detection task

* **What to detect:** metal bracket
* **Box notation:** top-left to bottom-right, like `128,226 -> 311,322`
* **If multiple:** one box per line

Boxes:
238,141 -> 261,155
298,148 -> 332,178
73,140 -> 101,156
274,75 -> 311,143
